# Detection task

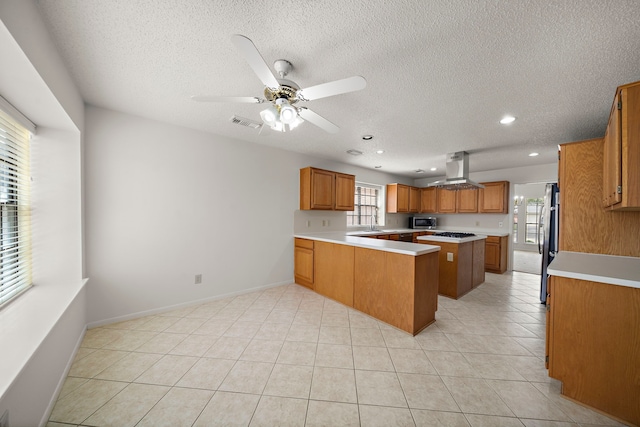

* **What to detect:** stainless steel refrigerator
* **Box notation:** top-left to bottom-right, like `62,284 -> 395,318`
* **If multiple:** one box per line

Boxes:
539,182 -> 559,304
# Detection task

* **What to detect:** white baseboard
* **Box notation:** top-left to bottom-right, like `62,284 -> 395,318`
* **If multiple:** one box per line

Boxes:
86,278 -> 294,329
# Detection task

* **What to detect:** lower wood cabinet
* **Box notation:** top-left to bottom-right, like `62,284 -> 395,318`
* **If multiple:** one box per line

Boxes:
485,235 -> 507,273
547,276 -> 640,426
294,238 -> 314,288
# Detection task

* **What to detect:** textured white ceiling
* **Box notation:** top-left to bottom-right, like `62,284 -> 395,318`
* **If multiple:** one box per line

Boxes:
35,0 -> 640,178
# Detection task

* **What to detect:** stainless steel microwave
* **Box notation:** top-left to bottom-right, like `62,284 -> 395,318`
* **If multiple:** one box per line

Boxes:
409,217 -> 437,229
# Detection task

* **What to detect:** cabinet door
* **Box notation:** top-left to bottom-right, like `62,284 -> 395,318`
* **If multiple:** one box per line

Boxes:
386,184 -> 410,213
420,187 -> 438,213
310,168 -> 334,210
335,172 -> 355,211
456,188 -> 479,213
484,240 -> 500,271
603,89 -> 622,208
294,245 -> 314,288
408,187 -> 420,213
437,188 -> 457,213
479,181 -> 509,213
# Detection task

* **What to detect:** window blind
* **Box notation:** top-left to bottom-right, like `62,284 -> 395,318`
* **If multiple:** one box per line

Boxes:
0,108 -> 32,309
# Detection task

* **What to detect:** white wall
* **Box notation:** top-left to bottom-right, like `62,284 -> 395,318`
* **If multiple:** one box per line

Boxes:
84,106 -> 412,325
0,1 -> 86,426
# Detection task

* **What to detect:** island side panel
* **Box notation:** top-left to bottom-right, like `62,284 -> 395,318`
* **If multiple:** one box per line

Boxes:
382,252 -> 419,334
314,241 -> 355,307
549,277 -> 640,426
413,251 -> 439,334
353,247 -> 386,319
472,239 -> 485,287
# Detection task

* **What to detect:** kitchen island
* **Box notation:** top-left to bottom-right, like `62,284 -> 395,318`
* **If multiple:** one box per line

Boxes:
294,232 -> 440,335
417,233 -> 486,299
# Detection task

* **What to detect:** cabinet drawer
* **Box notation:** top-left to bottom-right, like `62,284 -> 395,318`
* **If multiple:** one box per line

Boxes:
295,238 -> 314,249
485,236 -> 500,244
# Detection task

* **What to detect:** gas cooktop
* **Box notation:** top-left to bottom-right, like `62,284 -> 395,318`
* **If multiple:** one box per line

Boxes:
434,232 -> 477,238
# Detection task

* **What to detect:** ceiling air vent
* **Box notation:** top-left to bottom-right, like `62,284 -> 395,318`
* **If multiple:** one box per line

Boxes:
346,149 -> 363,156
230,115 -> 262,130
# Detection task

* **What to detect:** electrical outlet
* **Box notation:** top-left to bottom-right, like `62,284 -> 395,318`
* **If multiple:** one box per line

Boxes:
322,220 -> 327,227
327,220 -> 331,226
475,221 -> 480,226
499,221 -> 504,228
306,220 -> 310,228
0,410 -> 8,427
195,274 -> 202,284
447,252 -> 454,262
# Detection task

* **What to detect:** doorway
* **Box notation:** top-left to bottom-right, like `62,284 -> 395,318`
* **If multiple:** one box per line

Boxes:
512,183 -> 545,274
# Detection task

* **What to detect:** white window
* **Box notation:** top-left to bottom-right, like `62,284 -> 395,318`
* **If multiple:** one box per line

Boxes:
0,105 -> 33,309
347,182 -> 385,227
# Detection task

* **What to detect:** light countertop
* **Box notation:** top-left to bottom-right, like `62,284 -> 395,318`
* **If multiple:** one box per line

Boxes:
547,251 -> 640,289
417,235 -> 487,244
345,228 -> 509,237
294,232 -> 440,256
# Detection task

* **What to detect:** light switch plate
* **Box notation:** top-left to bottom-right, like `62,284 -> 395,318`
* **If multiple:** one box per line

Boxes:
447,252 -> 454,262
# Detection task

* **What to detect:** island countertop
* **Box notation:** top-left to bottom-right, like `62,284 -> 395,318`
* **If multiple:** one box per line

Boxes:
417,234 -> 488,244
294,232 -> 440,256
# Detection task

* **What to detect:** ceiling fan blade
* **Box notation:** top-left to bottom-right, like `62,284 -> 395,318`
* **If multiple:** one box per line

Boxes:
298,108 -> 339,134
297,76 -> 366,101
230,34 -> 279,89
191,96 -> 263,103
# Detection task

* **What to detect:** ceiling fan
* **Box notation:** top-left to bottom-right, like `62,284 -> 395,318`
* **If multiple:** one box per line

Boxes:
192,34 -> 367,133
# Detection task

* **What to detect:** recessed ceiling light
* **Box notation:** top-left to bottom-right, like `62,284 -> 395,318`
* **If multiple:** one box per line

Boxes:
529,152 -> 539,157
500,116 -> 516,124
346,149 -> 363,156
376,150 -> 384,154
374,165 -> 382,169
415,169 -> 425,173
430,167 -> 437,171
362,135 -> 374,140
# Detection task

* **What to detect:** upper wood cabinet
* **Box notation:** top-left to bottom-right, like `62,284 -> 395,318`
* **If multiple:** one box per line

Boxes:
409,186 -> 420,213
420,187 -> 438,213
386,183 -> 410,213
300,167 -> 355,211
603,80 -> 640,211
437,188 -> 457,213
479,181 -> 509,213
456,188 -> 479,213
335,172 -> 356,211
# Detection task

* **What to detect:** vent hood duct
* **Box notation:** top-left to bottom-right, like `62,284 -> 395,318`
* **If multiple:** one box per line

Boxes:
426,151 -> 484,190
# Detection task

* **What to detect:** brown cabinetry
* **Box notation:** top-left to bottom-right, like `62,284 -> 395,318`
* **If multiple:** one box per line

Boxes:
436,188 -> 457,213
300,167 -> 355,211
456,188 -> 479,213
313,241 -> 354,307
386,183 -> 410,213
559,139 -> 640,256
484,235 -> 507,273
294,238 -> 314,288
409,186 -> 420,213
547,276 -> 640,426
479,181 -> 509,213
419,187 -> 438,213
602,80 -> 640,211
353,248 -> 439,335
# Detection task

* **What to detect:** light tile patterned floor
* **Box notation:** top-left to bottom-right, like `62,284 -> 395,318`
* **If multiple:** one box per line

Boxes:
47,272 -> 628,427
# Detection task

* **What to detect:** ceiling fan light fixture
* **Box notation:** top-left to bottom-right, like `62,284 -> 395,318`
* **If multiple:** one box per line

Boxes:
260,106 -> 279,126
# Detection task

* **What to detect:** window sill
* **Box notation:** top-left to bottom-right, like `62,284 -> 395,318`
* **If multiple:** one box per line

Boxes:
0,277 -> 88,399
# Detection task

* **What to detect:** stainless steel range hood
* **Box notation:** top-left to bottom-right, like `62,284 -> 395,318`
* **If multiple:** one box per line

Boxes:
426,151 -> 484,190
